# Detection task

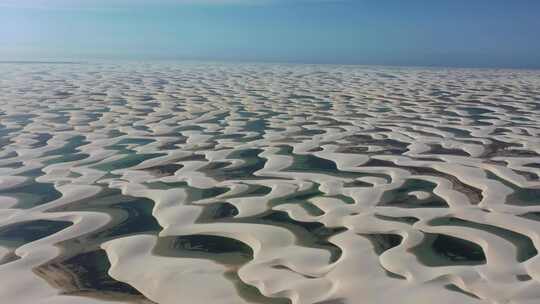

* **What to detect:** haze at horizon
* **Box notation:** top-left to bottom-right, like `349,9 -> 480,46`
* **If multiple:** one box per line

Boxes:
1,0 -> 540,68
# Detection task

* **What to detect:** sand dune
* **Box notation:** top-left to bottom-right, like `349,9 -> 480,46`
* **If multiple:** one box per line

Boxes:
0,62 -> 540,303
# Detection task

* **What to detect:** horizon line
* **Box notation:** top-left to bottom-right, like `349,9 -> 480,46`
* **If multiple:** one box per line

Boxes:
1,58 -> 539,71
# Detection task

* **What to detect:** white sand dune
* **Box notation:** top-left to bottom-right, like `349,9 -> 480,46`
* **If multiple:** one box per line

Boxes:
0,62 -> 539,303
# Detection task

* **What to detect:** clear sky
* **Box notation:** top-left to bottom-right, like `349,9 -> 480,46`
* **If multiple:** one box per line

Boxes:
1,0 -> 539,68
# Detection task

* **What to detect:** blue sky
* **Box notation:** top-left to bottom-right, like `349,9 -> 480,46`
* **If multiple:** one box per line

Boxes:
1,0 -> 539,68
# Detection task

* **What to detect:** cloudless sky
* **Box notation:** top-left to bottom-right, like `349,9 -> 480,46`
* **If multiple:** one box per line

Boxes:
1,0 -> 540,68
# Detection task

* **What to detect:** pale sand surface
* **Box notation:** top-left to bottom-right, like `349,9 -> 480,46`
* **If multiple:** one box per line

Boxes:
0,62 -> 539,303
